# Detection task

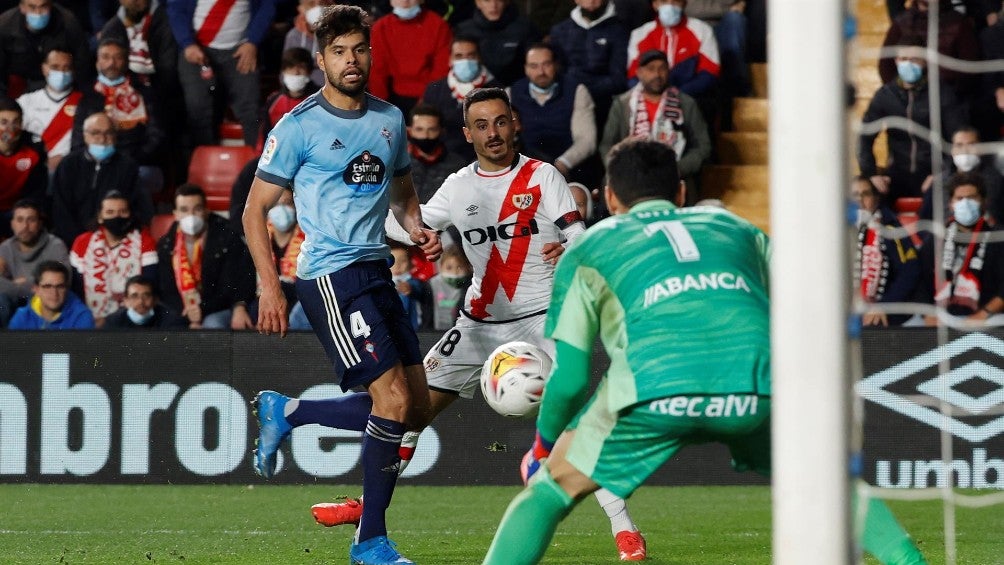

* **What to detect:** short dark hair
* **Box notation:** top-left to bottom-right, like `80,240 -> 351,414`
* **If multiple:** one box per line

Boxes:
281,47 -> 313,71
34,260 -> 69,283
409,103 -> 443,126
452,34 -> 480,51
947,171 -> 986,199
524,42 -> 555,62
125,275 -> 156,296
0,96 -> 23,117
605,139 -> 680,206
314,5 -> 370,52
96,37 -> 128,54
462,87 -> 511,126
952,124 -> 979,139
43,46 -> 73,63
12,198 -> 43,216
175,183 -> 207,205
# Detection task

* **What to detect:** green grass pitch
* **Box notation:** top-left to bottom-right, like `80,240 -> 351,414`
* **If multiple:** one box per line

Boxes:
1,484 -> 1001,564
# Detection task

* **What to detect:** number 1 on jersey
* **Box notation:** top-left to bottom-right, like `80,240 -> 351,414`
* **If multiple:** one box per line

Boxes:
644,220 -> 701,262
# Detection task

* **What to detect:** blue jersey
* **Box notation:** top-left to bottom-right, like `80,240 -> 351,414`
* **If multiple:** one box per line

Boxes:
255,91 -> 412,279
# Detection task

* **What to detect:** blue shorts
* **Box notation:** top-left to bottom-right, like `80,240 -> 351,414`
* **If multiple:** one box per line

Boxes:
296,260 -> 423,391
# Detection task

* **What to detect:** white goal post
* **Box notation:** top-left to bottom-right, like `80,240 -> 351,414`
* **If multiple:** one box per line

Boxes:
769,0 -> 853,563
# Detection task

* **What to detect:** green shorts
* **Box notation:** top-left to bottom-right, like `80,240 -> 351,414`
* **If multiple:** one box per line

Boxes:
564,380 -> 771,498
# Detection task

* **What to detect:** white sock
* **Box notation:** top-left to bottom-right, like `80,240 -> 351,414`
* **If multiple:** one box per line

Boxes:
283,398 -> 299,418
593,488 -> 637,535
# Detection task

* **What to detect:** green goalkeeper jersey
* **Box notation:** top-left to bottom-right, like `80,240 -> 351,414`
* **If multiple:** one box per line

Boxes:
544,199 -> 771,413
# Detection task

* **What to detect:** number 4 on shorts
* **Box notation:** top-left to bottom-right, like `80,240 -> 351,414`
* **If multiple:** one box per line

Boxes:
350,311 -> 371,338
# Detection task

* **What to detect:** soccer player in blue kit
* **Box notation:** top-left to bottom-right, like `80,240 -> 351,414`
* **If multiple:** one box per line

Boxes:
242,5 -> 440,564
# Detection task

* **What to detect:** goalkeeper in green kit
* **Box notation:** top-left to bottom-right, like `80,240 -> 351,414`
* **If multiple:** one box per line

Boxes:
482,138 -> 927,565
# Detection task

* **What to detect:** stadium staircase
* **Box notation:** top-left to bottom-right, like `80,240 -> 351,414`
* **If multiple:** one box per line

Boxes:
700,62 -> 770,233
698,0 -> 891,235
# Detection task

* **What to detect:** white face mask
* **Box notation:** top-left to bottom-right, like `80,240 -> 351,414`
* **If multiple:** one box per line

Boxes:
179,214 -> 205,236
305,5 -> 324,27
282,73 -> 311,94
126,307 -> 155,325
953,197 -> 981,227
856,208 -> 875,228
658,3 -> 683,27
392,273 -> 411,284
268,204 -> 296,232
953,153 -> 980,172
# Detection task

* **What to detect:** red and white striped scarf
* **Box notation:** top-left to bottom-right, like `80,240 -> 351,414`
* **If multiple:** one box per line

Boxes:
77,228 -> 145,318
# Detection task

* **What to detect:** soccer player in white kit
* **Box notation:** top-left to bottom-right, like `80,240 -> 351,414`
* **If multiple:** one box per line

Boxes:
308,87 -> 649,561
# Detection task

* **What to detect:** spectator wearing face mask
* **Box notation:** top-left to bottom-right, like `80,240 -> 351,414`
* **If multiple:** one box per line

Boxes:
156,183 -> 255,329
261,47 -> 320,144
72,38 -> 166,199
0,0 -> 93,99
920,125 -> 1004,224
69,190 -> 157,328
283,0 -> 337,86
103,274 -> 188,329
50,111 -> 153,246
419,35 -> 503,161
16,47 -> 81,172
919,172 -> 1004,325
368,0 -> 452,115
858,38 -> 966,205
428,244 -> 471,330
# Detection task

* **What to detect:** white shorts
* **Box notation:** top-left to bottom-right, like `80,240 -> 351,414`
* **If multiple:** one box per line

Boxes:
422,312 -> 554,399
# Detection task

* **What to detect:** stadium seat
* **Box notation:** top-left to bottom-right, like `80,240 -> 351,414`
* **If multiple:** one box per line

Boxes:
219,121 -> 245,147
150,213 -> 176,241
187,145 -> 258,212
894,197 -> 923,214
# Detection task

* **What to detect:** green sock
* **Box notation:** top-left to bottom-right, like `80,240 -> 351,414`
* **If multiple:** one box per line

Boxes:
857,491 -> 928,565
483,467 -> 576,565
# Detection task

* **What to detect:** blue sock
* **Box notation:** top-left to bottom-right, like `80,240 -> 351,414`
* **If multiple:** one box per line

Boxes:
286,393 -> 372,432
357,415 -> 404,542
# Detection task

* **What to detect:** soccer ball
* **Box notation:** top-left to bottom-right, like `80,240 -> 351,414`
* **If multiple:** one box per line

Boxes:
480,341 -> 552,418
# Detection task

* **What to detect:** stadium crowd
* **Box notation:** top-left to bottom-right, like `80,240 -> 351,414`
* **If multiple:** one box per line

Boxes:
0,0 -> 1001,330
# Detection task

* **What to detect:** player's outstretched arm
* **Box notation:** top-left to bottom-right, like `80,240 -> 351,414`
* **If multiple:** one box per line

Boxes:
389,173 -> 441,261
522,340 -> 593,482
243,177 -> 288,337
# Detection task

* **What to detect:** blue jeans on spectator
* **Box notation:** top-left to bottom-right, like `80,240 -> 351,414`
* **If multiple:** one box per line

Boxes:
202,308 -> 232,329
715,10 -> 749,97
177,46 -> 261,147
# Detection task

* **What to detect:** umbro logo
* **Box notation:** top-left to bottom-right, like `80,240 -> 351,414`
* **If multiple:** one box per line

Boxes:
466,205 -> 478,216
330,139 -> 346,150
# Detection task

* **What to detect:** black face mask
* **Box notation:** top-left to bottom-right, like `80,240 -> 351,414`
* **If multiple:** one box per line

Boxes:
409,136 -> 441,154
102,217 -> 134,238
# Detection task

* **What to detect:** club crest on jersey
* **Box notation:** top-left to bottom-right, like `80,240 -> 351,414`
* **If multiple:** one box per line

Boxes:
343,151 -> 386,193
511,194 -> 534,209
381,126 -> 392,148
364,340 -> 379,362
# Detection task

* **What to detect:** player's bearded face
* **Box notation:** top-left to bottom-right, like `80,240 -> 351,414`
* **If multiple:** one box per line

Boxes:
319,34 -> 371,97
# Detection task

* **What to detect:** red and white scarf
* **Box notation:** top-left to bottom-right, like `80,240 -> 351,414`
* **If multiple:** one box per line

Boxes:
447,67 -> 492,102
75,228 -> 146,318
935,218 -> 991,313
172,228 -> 203,314
95,78 -> 149,131
857,219 -> 889,302
627,84 -> 686,159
